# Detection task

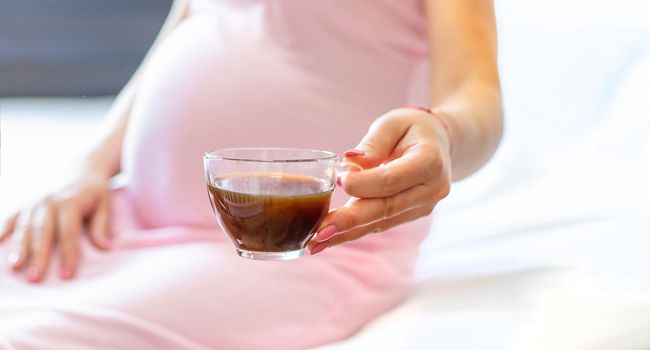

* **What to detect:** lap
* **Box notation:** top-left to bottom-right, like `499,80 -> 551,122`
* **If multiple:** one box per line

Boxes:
0,186 -> 413,349
0,231 -> 409,349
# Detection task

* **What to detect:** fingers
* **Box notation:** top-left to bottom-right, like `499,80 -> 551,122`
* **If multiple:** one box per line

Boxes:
314,184 -> 434,242
25,203 -> 55,283
88,194 -> 111,250
0,212 -> 19,242
347,114 -> 411,169
7,212 -> 31,271
308,108 -> 452,255
57,206 -> 82,280
342,109 -> 449,198
316,204 -> 435,251
342,148 -> 441,198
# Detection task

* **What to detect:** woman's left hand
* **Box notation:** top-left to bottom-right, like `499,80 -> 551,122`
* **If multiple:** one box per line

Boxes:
309,107 -> 453,255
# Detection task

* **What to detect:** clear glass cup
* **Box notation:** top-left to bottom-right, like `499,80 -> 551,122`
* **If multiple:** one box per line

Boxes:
203,148 -> 339,260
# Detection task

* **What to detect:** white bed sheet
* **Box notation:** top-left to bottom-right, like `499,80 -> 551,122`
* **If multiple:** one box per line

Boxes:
318,9 -> 650,349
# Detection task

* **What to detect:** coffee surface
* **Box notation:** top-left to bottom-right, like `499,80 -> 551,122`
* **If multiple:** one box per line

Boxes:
208,173 -> 332,252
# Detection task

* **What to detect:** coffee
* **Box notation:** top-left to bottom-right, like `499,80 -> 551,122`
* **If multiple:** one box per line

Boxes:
207,173 -> 333,252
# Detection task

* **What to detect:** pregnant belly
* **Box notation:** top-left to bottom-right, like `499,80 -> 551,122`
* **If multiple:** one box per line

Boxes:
121,14 -> 375,228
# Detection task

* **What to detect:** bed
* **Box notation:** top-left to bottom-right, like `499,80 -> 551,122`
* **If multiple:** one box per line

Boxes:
2,1 -> 650,348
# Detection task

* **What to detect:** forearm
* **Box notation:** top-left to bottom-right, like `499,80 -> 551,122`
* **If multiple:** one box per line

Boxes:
434,79 -> 503,180
83,85 -> 136,178
424,0 -> 502,180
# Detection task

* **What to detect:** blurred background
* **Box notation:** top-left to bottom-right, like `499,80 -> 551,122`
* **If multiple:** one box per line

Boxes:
0,0 -> 172,96
1,0 -> 650,348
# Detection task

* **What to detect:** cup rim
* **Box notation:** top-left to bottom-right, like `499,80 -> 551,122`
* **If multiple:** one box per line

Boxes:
203,147 -> 338,163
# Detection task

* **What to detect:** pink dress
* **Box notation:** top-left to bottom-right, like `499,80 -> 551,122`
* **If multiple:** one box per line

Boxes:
0,1 -> 432,348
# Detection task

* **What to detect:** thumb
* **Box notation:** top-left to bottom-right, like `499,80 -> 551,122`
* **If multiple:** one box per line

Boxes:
344,114 -> 411,169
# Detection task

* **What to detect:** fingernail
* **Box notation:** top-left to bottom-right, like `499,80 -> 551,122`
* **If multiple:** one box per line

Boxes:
8,252 -> 19,268
316,224 -> 337,242
27,267 -> 40,282
310,242 -> 329,255
343,149 -> 365,157
61,267 -> 73,280
336,176 -> 342,187
99,238 -> 112,250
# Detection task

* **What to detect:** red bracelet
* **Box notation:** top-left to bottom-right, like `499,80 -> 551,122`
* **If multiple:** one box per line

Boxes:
402,106 -> 453,157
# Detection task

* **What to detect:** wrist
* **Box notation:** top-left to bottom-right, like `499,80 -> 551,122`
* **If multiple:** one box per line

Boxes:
82,149 -> 117,180
429,108 -> 453,158
401,106 -> 454,157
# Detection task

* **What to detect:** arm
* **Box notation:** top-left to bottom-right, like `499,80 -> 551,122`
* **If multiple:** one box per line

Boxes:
309,0 -> 503,252
425,0 -> 503,180
87,0 -> 190,178
0,0 -> 190,283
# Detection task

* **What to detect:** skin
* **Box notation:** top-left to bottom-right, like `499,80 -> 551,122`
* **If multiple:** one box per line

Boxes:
0,0 -> 502,281
308,0 -> 502,253
0,0 -> 191,282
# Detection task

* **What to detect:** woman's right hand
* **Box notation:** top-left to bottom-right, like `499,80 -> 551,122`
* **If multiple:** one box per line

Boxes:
0,169 -> 112,283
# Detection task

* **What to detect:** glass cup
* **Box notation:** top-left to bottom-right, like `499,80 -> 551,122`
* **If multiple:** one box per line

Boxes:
203,148 -> 339,260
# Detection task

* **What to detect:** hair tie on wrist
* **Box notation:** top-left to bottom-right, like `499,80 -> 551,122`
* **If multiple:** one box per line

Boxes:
402,106 -> 433,114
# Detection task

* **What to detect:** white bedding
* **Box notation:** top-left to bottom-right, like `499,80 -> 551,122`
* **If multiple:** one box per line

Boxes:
319,4 -> 650,348
2,1 -> 650,349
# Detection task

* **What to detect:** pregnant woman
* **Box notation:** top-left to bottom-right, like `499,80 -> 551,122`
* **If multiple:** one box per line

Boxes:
0,0 -> 502,348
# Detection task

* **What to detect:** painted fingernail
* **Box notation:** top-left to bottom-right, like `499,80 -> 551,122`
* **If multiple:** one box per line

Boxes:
316,224 -> 337,242
61,267 -> 73,280
343,149 -> 365,157
336,176 -> 342,187
98,238 -> 112,250
310,242 -> 329,255
27,267 -> 40,282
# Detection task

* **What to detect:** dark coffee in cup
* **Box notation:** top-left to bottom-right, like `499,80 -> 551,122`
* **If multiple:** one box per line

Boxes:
207,173 -> 332,252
